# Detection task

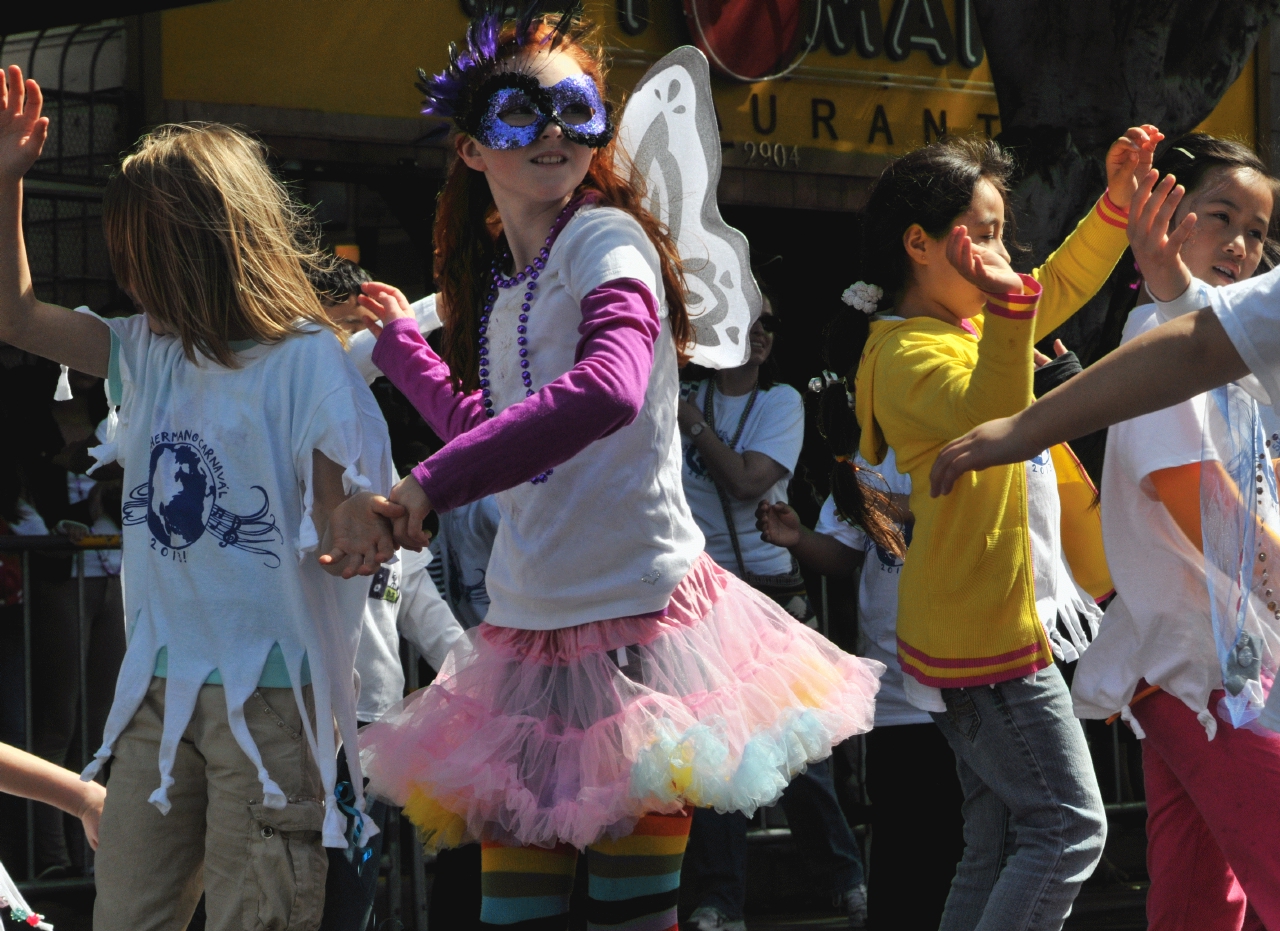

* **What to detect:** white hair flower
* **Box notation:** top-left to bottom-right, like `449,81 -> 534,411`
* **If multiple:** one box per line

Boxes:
841,281 -> 883,314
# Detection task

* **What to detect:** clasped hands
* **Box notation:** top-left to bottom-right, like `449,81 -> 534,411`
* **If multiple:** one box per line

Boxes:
318,477 -> 436,578
317,281 -> 435,577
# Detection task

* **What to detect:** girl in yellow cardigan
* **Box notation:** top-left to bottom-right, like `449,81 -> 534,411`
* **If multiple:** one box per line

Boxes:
836,130 -> 1157,931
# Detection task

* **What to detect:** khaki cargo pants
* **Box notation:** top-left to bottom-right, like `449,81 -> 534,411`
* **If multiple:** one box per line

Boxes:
94,678 -> 328,931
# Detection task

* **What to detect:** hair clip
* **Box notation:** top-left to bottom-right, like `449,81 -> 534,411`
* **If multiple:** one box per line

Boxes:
807,369 -> 842,394
834,454 -> 851,463
841,281 -> 883,314
1173,147 -> 1195,160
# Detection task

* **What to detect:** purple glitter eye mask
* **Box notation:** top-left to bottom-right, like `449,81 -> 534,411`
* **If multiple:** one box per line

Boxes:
548,75 -> 608,131
470,72 -> 613,150
477,86 -> 544,150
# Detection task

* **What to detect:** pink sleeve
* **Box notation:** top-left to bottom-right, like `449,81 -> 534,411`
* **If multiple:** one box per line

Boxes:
407,278 -> 661,511
370,318 -> 489,442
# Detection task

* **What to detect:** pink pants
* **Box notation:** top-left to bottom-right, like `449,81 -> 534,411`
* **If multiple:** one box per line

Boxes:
1132,685 -> 1280,931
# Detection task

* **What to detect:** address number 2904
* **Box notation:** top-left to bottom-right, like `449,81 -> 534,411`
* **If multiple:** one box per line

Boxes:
742,142 -> 801,168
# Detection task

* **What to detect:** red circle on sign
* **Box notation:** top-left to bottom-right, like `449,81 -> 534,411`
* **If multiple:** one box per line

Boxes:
683,0 -> 818,81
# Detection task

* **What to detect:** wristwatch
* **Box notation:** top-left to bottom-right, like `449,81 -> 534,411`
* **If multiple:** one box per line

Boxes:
689,422 -> 705,438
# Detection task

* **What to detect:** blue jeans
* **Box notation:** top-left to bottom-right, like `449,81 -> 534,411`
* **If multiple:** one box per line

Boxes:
931,663 -> 1106,931
683,757 -> 865,920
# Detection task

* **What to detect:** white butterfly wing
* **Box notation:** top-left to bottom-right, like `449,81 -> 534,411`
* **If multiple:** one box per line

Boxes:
617,46 -> 761,369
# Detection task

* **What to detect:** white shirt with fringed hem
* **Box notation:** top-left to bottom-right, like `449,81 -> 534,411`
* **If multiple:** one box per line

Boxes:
81,310 -> 396,848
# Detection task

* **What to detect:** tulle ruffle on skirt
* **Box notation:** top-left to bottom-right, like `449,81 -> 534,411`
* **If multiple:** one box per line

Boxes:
358,553 -> 882,851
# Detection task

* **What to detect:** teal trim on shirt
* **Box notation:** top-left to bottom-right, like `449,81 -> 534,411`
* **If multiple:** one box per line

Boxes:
107,327 -> 122,406
153,643 -> 311,687
228,338 -> 260,352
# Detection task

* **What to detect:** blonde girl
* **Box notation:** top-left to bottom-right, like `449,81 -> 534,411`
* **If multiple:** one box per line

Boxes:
0,67 -> 397,931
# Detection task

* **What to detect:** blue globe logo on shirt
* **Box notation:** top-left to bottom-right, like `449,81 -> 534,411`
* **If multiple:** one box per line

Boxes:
123,434 -> 283,568
146,444 -> 215,549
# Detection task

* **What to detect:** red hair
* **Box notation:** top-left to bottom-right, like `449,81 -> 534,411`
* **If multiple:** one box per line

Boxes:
432,17 -> 691,393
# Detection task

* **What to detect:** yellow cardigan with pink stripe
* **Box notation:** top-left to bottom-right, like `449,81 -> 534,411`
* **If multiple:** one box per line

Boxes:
855,194 -> 1127,687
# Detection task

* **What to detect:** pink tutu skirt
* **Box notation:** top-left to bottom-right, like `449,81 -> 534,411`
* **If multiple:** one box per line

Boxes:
358,553 -> 883,851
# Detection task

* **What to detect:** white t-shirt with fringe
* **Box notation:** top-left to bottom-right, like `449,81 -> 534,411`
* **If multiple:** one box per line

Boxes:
83,311 -> 396,847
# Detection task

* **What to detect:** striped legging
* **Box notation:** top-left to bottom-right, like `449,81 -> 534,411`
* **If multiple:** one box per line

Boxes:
479,809 -> 692,930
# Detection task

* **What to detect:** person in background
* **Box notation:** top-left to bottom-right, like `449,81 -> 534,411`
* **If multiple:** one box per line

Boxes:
1071,135 -> 1280,930
428,495 -> 499,630
677,287 -> 869,930
311,256 -> 374,333
757,449 -> 964,931
308,254 -> 471,931
307,254 -> 502,634
756,316 -> 964,929
15,365 -> 126,879
318,540 -> 470,931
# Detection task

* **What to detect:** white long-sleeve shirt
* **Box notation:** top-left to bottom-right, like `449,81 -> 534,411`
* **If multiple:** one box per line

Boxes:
353,546 -> 467,722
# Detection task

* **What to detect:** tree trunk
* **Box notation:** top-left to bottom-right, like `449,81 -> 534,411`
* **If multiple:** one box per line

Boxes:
975,0 -> 1280,365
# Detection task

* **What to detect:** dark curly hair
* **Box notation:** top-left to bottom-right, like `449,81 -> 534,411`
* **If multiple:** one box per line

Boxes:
306,256 -> 371,305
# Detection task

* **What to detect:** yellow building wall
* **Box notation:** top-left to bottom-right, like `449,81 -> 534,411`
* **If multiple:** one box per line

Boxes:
161,0 -> 1257,157
161,0 -> 467,118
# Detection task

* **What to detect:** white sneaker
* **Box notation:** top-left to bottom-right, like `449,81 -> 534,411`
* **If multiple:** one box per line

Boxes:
837,883 -> 868,928
687,904 -> 747,931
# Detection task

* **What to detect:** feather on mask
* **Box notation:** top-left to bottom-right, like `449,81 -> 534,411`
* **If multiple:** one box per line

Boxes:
416,0 -> 613,149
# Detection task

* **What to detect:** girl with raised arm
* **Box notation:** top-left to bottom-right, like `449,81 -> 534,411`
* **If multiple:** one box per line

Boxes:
1066,134 -> 1280,930
840,130 -> 1155,929
0,66 -> 397,931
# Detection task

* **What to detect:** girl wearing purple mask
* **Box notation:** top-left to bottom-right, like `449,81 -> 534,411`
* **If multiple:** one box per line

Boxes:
354,6 -> 882,929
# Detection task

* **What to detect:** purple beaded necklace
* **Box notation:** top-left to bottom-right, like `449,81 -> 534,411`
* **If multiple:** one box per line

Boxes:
477,199 -> 578,485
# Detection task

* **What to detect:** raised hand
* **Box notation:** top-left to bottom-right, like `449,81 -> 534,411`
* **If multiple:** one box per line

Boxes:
1128,169 -> 1196,302
756,500 -> 802,548
0,66 -> 49,181
946,226 -> 1023,295
1105,124 -> 1163,209
357,281 -> 415,339
317,491 -> 404,578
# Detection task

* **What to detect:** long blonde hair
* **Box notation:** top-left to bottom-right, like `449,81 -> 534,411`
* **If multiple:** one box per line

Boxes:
103,123 -> 338,366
